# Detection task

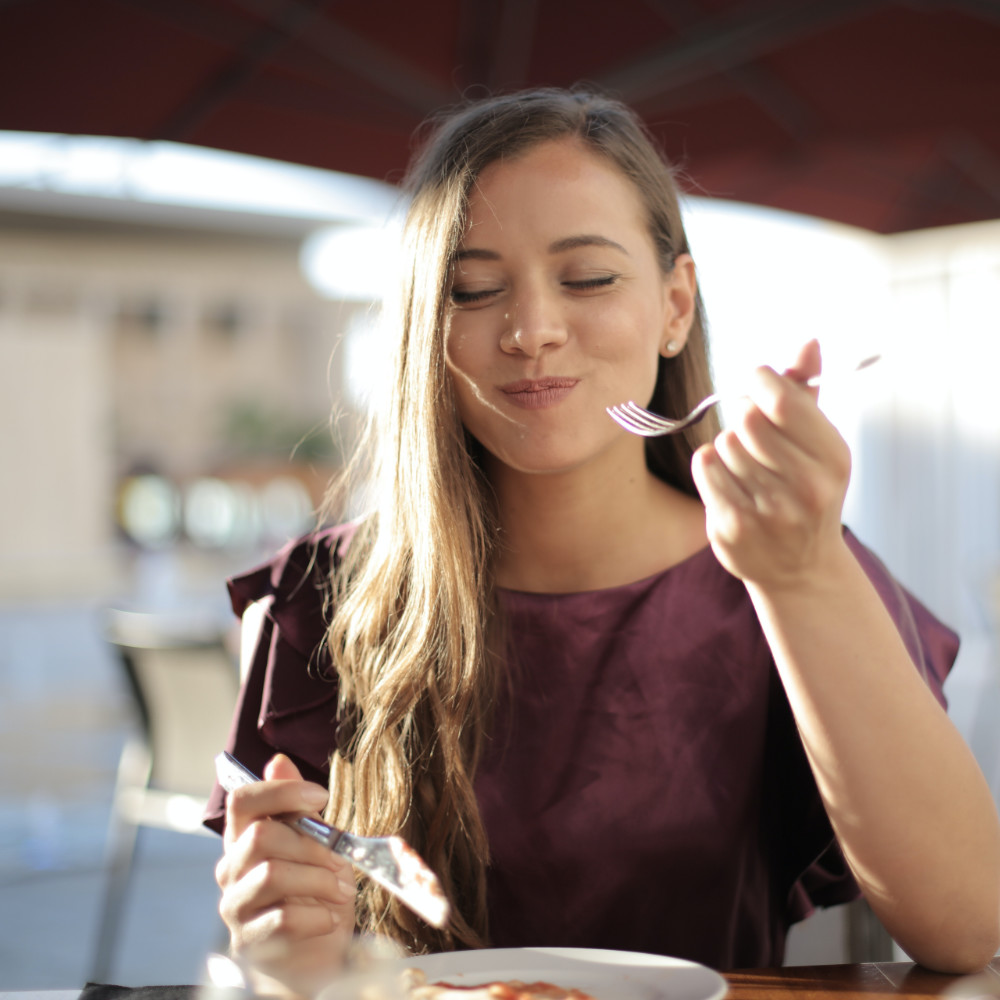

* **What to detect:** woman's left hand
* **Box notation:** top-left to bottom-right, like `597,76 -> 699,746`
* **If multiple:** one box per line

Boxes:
691,339 -> 852,590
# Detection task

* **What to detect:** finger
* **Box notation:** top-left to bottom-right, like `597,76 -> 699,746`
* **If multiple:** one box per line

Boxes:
264,753 -> 307,783
712,427 -> 793,519
781,338 -> 822,398
723,393 -> 823,484
225,857 -> 355,923
215,821 -> 357,901
262,754 -> 330,820
223,813 -> 354,884
231,896 -> 344,950
224,777 -> 329,847
742,366 -> 842,462
742,369 -> 854,502
692,442 -> 756,518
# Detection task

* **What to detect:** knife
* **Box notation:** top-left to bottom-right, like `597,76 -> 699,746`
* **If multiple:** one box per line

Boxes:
214,751 -> 450,929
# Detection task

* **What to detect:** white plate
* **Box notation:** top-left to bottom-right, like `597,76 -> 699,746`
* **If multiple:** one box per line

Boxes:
322,946 -> 727,1000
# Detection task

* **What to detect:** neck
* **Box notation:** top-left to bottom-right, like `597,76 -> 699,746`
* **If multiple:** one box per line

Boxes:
487,445 -> 707,593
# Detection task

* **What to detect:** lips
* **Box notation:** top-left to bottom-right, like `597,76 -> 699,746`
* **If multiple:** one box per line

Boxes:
499,377 -> 579,410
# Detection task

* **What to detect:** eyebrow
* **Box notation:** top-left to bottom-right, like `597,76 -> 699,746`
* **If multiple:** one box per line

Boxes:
452,233 -> 630,263
549,234 -> 630,256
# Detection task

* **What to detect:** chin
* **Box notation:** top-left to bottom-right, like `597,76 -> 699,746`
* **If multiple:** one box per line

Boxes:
485,446 -> 595,478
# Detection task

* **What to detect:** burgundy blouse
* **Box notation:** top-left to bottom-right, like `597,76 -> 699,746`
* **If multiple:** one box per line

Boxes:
204,523 -> 958,970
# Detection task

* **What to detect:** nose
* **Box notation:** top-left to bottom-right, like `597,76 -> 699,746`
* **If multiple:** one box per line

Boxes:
499,285 -> 568,357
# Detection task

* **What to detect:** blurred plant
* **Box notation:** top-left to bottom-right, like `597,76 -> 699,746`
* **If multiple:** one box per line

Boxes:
222,400 -> 340,464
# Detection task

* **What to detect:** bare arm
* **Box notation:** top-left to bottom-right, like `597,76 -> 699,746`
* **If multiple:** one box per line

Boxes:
691,340 -> 1000,972
747,547 -> 999,971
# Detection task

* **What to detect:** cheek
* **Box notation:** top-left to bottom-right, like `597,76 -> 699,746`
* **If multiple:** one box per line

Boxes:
583,306 -> 663,403
577,294 -> 662,351
583,312 -> 665,387
444,315 -> 491,375
444,337 -> 500,434
444,356 -> 474,432
445,331 -> 484,410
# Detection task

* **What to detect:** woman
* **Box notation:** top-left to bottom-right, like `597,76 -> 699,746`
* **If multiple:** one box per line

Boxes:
206,89 -> 1000,998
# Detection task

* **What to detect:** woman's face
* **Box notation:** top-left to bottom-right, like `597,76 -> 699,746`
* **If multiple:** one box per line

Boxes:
445,137 -> 695,478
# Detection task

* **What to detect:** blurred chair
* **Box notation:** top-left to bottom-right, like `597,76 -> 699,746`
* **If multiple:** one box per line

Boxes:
845,897 -> 895,962
91,607 -> 239,982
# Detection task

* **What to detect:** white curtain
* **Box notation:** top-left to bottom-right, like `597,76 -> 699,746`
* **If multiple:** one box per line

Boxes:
849,219 -> 1000,802
687,202 -> 1000,804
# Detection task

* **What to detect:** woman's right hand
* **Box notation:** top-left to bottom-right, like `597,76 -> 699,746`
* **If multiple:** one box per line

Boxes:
215,753 -> 357,999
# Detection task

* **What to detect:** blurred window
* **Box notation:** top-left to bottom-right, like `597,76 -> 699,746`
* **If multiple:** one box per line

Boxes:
115,298 -> 168,339
202,300 -> 246,341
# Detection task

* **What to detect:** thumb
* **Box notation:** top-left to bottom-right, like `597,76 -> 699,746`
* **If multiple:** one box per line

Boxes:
782,339 -> 821,400
263,752 -> 304,782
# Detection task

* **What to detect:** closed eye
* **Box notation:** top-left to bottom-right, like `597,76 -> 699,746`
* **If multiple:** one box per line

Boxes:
564,275 -> 619,291
450,286 -> 501,305
450,273 -> 619,305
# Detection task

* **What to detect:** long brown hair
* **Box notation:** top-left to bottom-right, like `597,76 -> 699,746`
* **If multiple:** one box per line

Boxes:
322,87 -> 719,954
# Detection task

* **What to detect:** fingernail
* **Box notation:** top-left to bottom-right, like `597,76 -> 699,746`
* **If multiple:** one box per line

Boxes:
338,876 -> 355,896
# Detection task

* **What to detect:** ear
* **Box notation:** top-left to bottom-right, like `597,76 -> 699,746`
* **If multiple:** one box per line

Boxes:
659,253 -> 697,358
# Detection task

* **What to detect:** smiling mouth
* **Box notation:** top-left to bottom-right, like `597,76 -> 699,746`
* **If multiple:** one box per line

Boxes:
499,377 -> 579,410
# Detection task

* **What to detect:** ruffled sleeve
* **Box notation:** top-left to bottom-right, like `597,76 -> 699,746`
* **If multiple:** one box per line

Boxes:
203,523 -> 357,834
843,529 -> 957,709
775,527 -> 960,925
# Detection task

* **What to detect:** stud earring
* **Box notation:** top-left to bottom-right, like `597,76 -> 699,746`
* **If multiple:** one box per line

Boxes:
664,339 -> 681,356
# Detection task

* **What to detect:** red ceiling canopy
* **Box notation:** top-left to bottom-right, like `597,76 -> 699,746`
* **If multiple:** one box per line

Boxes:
2,0 -> 999,233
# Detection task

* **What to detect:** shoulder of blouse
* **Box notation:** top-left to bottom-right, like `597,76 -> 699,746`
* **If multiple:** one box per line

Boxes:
226,521 -> 360,659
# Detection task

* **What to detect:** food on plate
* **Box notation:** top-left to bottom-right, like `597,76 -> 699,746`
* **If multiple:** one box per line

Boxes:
401,968 -> 598,999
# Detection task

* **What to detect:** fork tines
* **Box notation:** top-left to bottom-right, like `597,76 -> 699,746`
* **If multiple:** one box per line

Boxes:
606,401 -> 679,436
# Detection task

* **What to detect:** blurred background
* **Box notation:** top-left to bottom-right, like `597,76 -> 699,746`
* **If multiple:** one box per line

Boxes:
1,0 -> 999,989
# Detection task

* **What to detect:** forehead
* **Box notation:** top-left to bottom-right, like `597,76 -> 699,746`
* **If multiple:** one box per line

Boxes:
462,138 -> 650,246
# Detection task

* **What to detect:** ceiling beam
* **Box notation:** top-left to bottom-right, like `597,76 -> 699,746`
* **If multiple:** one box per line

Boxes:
230,0 -> 452,115
126,0 -> 445,128
154,0 -> 324,141
639,0 -> 820,141
597,0 -> 876,105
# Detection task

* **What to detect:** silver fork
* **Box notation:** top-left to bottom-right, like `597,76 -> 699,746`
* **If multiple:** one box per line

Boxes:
607,354 -> 881,437
214,752 -> 450,929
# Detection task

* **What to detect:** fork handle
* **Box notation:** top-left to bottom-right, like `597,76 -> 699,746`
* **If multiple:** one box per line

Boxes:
291,814 -> 344,850
214,751 -> 344,849
802,353 -> 881,387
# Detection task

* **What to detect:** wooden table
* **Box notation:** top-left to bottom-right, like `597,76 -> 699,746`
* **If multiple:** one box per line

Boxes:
724,960 -> 1000,998
4,962 -> 1000,1000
